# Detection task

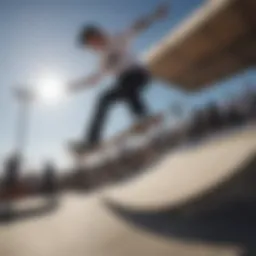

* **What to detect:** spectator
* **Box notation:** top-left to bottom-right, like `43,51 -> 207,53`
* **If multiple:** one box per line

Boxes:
3,153 -> 21,188
41,161 -> 57,195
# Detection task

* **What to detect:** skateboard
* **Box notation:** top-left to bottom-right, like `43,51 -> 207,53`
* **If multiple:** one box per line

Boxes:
69,113 -> 164,161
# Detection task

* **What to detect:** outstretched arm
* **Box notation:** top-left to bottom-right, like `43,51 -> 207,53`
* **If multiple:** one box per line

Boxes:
68,70 -> 105,93
128,2 -> 170,36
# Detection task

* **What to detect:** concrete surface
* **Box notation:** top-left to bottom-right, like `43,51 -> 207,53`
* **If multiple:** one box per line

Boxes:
0,125 -> 255,256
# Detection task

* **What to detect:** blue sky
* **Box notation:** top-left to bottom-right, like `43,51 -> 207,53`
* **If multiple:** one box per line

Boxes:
0,0 -> 255,170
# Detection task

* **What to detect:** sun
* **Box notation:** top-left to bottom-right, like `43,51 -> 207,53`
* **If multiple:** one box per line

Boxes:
36,75 -> 66,104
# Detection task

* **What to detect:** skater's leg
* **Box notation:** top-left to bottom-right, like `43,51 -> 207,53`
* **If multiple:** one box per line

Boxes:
84,67 -> 151,147
127,91 -> 149,118
86,89 -> 120,146
120,68 -> 162,130
119,67 -> 151,119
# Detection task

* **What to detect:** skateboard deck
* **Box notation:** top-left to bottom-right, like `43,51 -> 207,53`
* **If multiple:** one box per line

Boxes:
69,114 -> 164,160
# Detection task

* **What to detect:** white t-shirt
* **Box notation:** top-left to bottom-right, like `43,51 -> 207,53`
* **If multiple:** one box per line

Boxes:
100,31 -> 142,76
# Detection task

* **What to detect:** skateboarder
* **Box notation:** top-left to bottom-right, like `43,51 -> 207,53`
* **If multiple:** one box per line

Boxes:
68,3 -> 170,154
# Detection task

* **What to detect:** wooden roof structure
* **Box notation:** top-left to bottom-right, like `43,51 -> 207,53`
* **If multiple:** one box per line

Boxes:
146,0 -> 256,91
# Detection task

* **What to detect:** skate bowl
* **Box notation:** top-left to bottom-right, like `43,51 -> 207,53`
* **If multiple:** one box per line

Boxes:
100,124 -> 256,255
0,125 -> 255,256
103,124 -> 256,212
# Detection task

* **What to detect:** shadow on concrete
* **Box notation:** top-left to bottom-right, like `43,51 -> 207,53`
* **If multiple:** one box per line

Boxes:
105,156 -> 256,256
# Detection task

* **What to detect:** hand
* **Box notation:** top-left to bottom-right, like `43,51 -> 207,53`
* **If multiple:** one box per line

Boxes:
154,2 -> 170,19
67,81 -> 80,93
67,75 -> 98,93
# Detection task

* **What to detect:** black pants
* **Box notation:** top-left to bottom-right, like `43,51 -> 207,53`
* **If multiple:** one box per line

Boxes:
86,67 -> 151,145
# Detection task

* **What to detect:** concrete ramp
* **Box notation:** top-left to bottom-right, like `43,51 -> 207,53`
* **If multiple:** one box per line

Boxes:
0,125 -> 255,256
146,0 -> 256,89
103,125 -> 256,211
0,194 -> 240,256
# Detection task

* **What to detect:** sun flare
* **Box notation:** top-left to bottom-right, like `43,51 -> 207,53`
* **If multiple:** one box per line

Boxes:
36,75 -> 66,104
